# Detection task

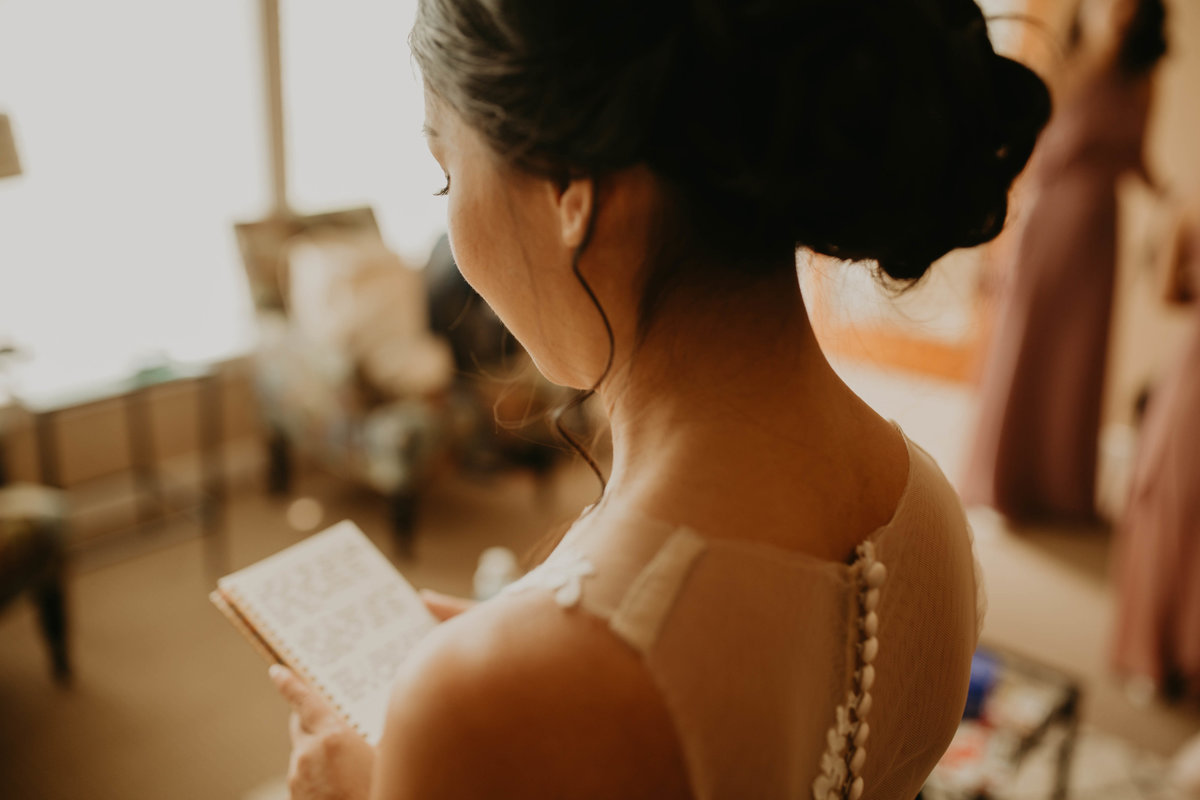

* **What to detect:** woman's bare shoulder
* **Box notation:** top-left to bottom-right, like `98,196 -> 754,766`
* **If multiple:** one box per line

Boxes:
371,590 -> 691,800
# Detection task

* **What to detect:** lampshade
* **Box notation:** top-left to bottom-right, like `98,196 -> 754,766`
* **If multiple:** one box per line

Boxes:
0,114 -> 22,180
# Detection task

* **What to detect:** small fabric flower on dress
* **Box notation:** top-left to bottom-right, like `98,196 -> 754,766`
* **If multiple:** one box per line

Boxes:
502,546 -> 596,608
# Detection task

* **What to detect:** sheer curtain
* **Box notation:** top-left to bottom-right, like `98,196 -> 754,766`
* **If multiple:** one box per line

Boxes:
0,0 -> 444,398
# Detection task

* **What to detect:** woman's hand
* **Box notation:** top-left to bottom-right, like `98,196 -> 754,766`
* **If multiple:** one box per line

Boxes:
419,588 -> 476,621
269,592 -> 471,798
270,664 -> 375,800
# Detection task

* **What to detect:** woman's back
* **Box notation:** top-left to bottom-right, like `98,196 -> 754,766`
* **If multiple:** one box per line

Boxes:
491,432 -> 980,799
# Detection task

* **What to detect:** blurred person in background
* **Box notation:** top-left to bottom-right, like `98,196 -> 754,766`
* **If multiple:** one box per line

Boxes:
1113,198 -> 1200,703
961,0 -> 1167,522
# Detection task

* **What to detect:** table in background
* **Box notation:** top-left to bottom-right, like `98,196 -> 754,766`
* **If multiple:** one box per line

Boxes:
1,361 -> 228,576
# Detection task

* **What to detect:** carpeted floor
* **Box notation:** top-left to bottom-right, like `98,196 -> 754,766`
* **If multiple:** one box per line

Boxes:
0,455 -> 598,800
1,363 -> 1197,800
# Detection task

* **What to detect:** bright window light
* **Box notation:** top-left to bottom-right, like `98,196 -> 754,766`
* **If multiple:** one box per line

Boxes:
0,0 -> 444,398
283,0 -> 446,264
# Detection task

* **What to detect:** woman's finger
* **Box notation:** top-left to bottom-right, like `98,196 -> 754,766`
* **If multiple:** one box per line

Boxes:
289,710 -> 306,742
419,588 -> 475,621
270,664 -> 331,731
270,664 -> 307,705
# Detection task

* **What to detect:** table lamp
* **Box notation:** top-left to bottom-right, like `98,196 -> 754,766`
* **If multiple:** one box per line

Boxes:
0,113 -> 22,179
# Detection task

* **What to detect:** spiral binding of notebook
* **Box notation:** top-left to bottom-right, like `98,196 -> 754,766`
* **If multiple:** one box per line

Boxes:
213,582 -> 372,741
209,520 -> 437,746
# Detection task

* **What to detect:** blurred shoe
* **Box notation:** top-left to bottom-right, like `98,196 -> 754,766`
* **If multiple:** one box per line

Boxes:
1170,731 -> 1200,797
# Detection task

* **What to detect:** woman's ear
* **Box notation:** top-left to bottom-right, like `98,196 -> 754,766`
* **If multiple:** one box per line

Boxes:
556,178 -> 594,249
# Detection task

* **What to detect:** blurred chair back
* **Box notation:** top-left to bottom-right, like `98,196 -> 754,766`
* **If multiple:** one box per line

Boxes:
232,207 -> 449,553
234,206 -> 381,314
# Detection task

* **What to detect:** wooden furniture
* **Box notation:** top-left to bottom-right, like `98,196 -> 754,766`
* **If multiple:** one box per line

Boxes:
4,361 -> 228,576
234,208 -> 452,554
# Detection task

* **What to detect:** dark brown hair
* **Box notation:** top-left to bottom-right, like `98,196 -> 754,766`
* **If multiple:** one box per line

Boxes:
411,0 -> 1050,287
410,0 -> 1052,486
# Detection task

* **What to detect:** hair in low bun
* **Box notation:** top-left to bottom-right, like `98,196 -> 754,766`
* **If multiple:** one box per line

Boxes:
867,46 -> 1052,282
412,0 -> 1051,287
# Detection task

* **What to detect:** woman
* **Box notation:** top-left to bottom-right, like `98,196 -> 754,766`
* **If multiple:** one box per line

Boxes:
270,0 -> 1049,797
961,0 -> 1166,522
1113,200 -> 1200,700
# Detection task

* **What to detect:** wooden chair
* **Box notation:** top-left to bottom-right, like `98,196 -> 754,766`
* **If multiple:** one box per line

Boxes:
233,208 -> 452,554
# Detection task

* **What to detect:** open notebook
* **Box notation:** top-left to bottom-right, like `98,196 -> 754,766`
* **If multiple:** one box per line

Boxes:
210,521 -> 437,745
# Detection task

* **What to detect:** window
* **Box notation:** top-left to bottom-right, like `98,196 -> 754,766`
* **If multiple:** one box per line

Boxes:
282,0 -> 445,264
0,1 -> 266,395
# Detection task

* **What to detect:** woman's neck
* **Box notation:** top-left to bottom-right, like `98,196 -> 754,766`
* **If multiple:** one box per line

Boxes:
590,266 -> 905,558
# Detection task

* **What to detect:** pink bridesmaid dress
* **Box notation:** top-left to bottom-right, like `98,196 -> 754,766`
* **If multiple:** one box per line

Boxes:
1112,207 -> 1200,697
961,65 -> 1153,522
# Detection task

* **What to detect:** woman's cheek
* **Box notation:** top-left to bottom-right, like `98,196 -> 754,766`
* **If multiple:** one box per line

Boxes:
445,192 -> 486,292
444,188 -> 527,344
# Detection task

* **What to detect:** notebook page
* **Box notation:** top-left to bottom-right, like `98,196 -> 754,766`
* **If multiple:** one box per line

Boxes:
218,521 -> 436,744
